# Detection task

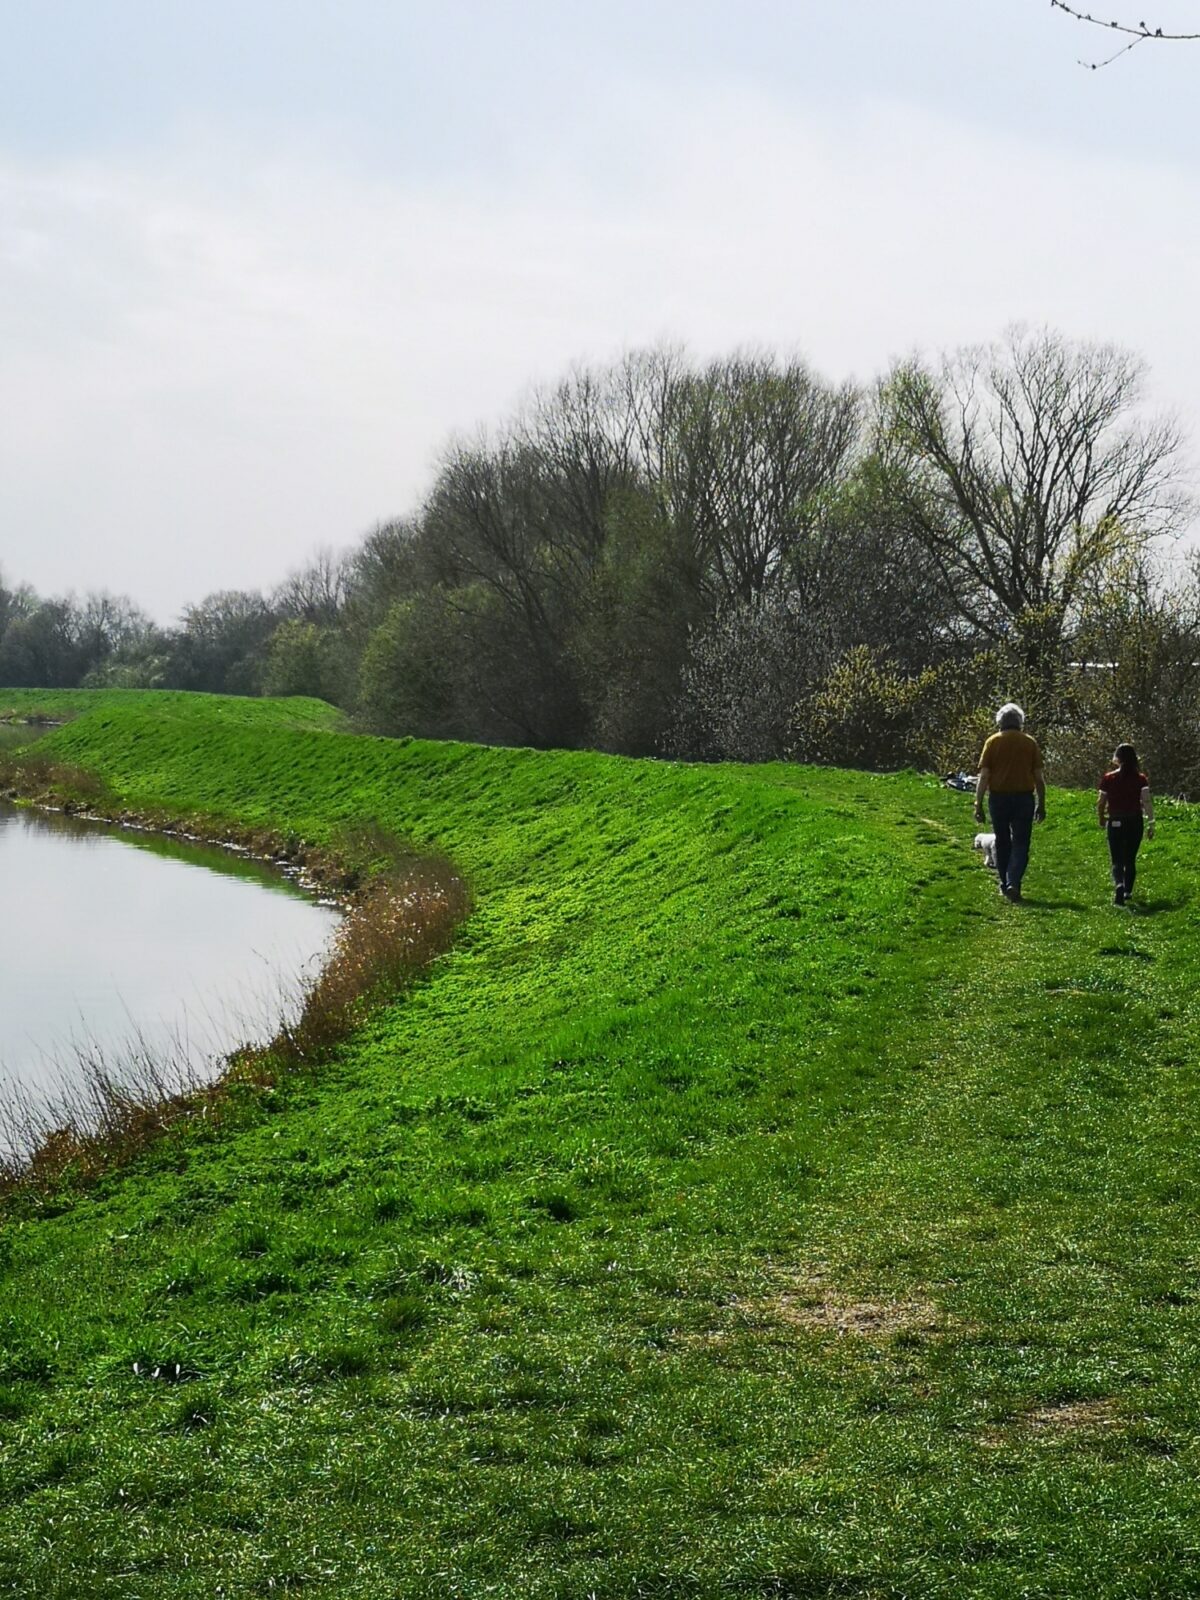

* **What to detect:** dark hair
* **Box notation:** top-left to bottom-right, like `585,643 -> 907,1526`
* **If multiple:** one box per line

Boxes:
1114,742 -> 1139,773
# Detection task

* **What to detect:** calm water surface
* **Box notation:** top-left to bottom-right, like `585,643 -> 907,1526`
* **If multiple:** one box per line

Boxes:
0,801 -> 340,1099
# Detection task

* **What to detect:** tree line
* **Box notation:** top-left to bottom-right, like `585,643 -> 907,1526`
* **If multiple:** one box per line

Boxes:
7,328 -> 1200,790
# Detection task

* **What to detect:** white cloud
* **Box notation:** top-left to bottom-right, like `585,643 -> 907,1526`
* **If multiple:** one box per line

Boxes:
1,84 -> 1197,617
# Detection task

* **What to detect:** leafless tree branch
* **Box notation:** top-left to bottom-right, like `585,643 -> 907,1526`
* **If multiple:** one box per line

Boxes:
1050,0 -> 1200,68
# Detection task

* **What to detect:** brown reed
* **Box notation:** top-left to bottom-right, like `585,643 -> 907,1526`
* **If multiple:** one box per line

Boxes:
269,854 -> 471,1065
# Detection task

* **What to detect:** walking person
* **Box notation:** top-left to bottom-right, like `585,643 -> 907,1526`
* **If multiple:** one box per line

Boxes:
974,703 -> 1046,903
1098,744 -> 1154,906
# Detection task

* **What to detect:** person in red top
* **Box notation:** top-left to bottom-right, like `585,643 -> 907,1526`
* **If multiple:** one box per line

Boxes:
1097,743 -> 1155,906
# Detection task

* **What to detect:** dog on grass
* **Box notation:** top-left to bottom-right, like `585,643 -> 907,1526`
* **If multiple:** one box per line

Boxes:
973,831 -> 997,870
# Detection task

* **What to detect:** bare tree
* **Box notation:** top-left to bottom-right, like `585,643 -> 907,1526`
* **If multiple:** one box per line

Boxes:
76,592 -> 158,657
879,328 -> 1189,673
665,354 -> 862,607
0,569 -> 37,638
424,437 -> 558,637
519,362 -> 644,583
1050,1 -> 1200,67
168,589 -> 276,694
273,547 -> 350,625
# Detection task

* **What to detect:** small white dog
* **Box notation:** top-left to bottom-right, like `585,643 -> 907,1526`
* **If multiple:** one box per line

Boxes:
973,831 -> 997,870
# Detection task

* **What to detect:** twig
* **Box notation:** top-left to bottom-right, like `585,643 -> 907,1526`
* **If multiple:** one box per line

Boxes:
1050,0 -> 1200,67
1050,0 -> 1200,40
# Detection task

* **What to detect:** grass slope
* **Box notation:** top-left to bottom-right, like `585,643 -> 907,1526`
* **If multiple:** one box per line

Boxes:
0,687 -> 345,733
1,692 -> 1199,1598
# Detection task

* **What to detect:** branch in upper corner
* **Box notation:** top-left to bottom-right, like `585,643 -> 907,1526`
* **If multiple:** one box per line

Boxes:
1050,0 -> 1200,68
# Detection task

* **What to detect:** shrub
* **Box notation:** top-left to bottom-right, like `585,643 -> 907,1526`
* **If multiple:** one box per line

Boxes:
791,644 -> 1076,779
792,646 -> 929,769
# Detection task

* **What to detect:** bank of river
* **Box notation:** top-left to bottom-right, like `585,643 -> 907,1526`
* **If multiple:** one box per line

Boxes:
0,721 -> 52,752
0,799 -> 340,1107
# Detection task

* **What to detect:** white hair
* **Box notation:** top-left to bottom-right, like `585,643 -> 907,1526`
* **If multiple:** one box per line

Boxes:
996,702 -> 1025,730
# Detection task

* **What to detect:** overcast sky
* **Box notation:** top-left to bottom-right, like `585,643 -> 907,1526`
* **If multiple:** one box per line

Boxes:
3,0 -> 1199,620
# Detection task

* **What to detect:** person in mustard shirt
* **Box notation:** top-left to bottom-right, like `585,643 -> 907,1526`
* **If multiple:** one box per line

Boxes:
973,702 -> 1046,903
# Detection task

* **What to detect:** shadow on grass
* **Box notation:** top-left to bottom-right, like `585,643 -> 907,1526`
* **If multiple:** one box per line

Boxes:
1125,897 -> 1188,916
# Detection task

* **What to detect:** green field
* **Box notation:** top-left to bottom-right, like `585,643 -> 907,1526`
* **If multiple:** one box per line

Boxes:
1,689 -> 1198,1598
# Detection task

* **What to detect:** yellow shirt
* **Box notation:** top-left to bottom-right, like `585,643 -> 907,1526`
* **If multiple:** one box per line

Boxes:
979,731 -> 1043,794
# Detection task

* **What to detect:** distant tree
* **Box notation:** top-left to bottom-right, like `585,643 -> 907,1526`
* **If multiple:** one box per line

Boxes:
0,600 -> 87,687
570,486 -> 704,754
668,455 -> 963,761
423,361 -> 621,744
83,652 -> 171,689
76,592 -> 160,668
273,548 -> 350,626
343,521 -> 424,625
0,573 -> 38,663
414,348 -> 865,751
356,594 -> 466,738
0,582 -> 164,688
665,353 -> 861,608
1060,552 -> 1200,792
261,618 -> 337,700
7,332 -> 1195,775
878,328 -> 1188,685
167,590 -> 277,695
670,590 -> 830,762
801,461 -> 967,667
790,645 -> 1018,776
76,592 -> 170,687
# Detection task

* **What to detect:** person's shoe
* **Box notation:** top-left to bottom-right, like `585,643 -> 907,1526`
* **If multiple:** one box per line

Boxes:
1114,888 -> 1126,906
1006,887 -> 1022,903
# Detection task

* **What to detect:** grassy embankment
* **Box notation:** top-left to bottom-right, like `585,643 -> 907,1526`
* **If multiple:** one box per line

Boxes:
1,689 -> 1199,1598
0,688 -> 346,731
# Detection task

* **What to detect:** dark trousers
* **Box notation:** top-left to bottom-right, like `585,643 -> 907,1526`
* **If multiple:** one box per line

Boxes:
989,791 -> 1035,891
1107,814 -> 1144,895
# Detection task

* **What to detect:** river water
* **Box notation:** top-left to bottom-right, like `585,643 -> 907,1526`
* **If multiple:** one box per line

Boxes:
0,799 -> 340,1108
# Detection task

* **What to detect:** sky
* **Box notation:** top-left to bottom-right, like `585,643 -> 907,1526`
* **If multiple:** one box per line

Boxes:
3,0 -> 1200,620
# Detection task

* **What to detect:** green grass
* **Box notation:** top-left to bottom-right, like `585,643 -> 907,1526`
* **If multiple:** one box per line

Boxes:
0,686 -> 345,733
1,690 -> 1199,1597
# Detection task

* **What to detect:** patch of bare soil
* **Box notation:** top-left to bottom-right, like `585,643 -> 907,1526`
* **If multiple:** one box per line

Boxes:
979,1397 -> 1123,1450
761,1269 -> 946,1342
1023,1397 -> 1122,1434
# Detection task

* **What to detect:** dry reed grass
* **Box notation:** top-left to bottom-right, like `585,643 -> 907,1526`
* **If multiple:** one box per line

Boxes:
268,852 -> 470,1065
0,747 -> 115,809
0,1038 -> 216,1189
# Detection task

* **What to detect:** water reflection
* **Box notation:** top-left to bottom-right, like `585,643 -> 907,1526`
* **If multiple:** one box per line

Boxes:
0,801 -> 340,1102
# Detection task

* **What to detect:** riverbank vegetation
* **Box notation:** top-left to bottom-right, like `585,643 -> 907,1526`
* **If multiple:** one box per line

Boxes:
0,710 -> 469,1188
4,328 -> 1200,790
0,692 -> 1199,1595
